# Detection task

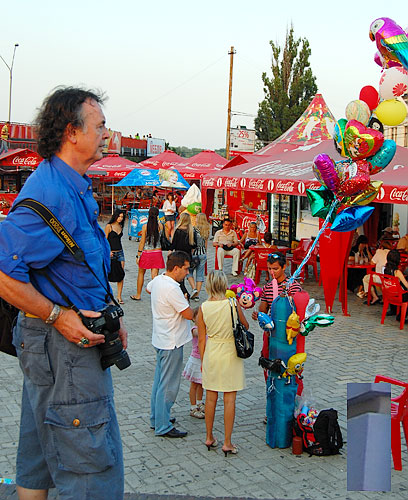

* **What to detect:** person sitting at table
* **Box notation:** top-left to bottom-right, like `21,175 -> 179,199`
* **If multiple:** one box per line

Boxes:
383,249 -> 408,322
360,240 -> 393,304
239,222 -> 261,275
397,233 -> 408,253
348,235 -> 373,295
213,219 -> 240,277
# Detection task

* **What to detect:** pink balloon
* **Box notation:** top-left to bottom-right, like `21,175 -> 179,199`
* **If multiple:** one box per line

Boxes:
312,154 -> 340,193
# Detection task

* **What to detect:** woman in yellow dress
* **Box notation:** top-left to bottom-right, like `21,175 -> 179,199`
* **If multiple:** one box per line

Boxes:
197,270 -> 248,456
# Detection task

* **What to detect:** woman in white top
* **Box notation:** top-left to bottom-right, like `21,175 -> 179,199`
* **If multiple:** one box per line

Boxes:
163,192 -> 176,239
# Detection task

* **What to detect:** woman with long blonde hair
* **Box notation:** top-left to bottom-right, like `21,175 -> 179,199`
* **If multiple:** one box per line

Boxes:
197,270 -> 248,456
170,212 -> 197,297
187,213 -> 211,301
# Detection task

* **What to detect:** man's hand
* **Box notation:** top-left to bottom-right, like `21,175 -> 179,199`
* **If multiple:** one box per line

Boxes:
53,309 -> 105,347
118,318 -> 128,350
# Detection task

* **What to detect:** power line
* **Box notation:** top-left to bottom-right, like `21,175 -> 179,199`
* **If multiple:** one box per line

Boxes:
124,54 -> 227,118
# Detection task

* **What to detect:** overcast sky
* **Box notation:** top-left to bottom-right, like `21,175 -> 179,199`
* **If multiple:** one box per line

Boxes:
0,1 -> 404,149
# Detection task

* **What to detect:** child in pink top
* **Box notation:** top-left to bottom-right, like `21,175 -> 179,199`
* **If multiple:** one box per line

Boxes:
182,312 -> 204,419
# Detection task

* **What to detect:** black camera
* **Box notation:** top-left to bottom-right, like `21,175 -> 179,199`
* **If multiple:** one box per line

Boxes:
81,304 -> 131,371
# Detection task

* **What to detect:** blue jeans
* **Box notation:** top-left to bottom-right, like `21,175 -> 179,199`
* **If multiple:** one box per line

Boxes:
13,314 -> 124,499
187,253 -> 206,283
0,139 -> 8,154
150,346 -> 184,435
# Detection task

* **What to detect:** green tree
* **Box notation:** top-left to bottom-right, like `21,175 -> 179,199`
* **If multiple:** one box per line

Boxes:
255,26 -> 317,144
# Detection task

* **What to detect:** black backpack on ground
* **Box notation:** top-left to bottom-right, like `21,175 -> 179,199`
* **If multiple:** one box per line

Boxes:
294,408 -> 343,456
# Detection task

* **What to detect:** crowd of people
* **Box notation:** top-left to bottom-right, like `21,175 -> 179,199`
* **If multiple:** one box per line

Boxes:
348,227 -> 408,322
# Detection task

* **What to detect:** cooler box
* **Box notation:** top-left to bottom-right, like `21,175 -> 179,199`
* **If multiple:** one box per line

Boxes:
128,209 -> 165,240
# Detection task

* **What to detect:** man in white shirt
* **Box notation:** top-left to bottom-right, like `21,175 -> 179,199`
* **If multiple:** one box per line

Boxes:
147,251 -> 195,437
213,218 -> 240,276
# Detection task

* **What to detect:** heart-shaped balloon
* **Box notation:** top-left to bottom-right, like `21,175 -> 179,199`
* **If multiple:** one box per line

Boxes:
344,120 -> 384,160
312,154 -> 340,193
343,181 -> 383,206
333,119 -> 348,157
331,206 -> 375,232
367,139 -> 396,175
336,159 -> 371,197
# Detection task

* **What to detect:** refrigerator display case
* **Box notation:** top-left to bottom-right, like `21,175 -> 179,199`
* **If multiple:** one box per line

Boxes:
268,193 -> 297,246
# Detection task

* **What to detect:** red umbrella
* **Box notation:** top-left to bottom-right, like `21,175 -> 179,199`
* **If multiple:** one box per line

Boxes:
172,150 -> 228,180
88,154 -> 138,178
138,150 -> 188,170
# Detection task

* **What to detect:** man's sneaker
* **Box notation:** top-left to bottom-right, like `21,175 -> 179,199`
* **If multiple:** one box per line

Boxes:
161,428 -> 188,438
190,407 -> 205,419
231,271 -> 238,277
190,289 -> 199,299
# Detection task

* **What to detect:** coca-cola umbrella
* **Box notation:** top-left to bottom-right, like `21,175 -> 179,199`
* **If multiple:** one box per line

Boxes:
170,150 -> 228,180
137,150 -> 188,170
88,154 -> 140,213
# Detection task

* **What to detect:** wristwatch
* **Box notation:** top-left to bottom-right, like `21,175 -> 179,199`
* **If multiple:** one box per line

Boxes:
45,304 -> 61,324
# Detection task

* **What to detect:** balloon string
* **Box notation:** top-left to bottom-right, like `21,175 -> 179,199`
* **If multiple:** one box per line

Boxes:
287,199 -> 340,287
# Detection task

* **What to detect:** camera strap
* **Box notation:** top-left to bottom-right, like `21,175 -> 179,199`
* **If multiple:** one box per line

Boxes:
11,198 -> 120,309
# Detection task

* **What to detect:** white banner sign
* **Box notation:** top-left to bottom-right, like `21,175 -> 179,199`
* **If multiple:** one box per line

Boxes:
147,138 -> 166,157
230,128 -> 256,154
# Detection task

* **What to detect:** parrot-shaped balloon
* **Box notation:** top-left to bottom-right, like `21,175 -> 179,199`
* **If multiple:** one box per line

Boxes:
300,313 -> 335,336
370,17 -> 408,70
258,312 -> 274,331
286,311 -> 300,345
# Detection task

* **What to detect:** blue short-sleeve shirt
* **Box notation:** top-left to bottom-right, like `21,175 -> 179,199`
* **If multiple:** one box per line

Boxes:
0,155 -> 112,311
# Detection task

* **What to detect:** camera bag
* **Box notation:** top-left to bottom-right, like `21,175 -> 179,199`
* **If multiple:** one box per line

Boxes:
0,199 -> 120,357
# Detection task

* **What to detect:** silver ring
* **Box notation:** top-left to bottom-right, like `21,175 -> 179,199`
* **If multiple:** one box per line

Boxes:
77,337 -> 89,348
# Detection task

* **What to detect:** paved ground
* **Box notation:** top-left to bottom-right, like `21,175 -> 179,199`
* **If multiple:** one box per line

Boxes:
1,221 -> 407,499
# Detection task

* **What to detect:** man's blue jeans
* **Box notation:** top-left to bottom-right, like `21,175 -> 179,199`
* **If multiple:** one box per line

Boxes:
150,346 -> 183,435
0,139 -> 8,154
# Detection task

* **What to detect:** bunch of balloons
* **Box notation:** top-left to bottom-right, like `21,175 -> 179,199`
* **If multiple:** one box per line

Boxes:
307,16 -> 408,235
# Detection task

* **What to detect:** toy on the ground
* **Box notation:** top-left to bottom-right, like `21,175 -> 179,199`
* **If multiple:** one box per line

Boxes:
229,277 -> 262,309
286,311 -> 300,345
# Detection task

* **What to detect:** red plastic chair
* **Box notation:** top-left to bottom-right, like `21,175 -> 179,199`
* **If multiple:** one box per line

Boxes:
214,246 -> 242,273
253,246 -> 278,284
288,239 -> 319,281
379,274 -> 408,330
399,253 -> 408,273
367,272 -> 384,306
374,375 -> 408,471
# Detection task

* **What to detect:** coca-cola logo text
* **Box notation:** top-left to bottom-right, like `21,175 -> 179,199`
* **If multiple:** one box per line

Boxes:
225,178 -> 239,188
202,178 -> 215,187
12,156 -> 38,166
390,188 -> 408,202
276,181 -> 295,193
248,179 -> 265,190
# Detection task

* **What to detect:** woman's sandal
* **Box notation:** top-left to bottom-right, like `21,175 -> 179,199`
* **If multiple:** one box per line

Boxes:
222,445 -> 238,457
130,295 -> 141,301
205,438 -> 218,451
117,298 -> 125,304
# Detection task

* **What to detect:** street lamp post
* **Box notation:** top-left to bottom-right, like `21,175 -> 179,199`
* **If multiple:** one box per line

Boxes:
0,43 -> 19,123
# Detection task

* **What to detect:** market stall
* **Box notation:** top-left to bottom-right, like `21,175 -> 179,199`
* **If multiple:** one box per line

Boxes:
0,148 -> 42,215
113,167 -> 190,239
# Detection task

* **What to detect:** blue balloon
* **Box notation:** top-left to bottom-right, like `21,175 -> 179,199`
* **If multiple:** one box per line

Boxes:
331,206 -> 375,232
367,139 -> 396,175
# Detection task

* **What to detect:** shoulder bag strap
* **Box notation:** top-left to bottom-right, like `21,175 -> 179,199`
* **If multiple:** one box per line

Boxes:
11,198 -> 119,308
228,297 -> 237,329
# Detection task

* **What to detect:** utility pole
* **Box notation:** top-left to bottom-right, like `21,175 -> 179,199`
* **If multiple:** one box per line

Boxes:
225,46 -> 236,160
0,43 -> 19,123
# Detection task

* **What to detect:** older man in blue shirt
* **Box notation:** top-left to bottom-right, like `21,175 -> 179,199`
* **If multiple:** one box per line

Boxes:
0,88 -> 127,500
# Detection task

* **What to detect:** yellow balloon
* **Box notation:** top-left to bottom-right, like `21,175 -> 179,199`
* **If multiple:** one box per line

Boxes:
375,99 -> 407,126
344,181 -> 383,207
225,290 -> 236,299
